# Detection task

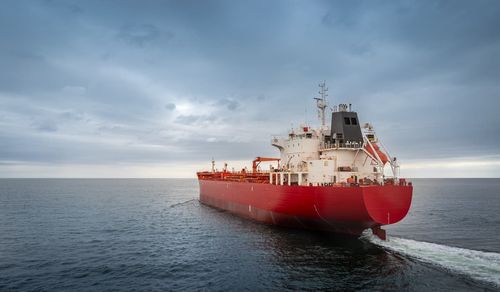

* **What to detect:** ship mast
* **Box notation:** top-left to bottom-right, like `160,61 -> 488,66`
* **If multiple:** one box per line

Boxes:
314,81 -> 328,127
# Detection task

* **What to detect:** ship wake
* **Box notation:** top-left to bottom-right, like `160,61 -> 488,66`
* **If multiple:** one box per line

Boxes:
169,198 -> 196,208
363,232 -> 500,287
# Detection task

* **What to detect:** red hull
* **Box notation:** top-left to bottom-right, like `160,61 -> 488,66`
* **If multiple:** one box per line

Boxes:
198,179 -> 412,237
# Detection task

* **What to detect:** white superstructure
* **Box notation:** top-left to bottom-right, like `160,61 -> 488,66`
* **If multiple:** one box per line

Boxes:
269,82 -> 399,187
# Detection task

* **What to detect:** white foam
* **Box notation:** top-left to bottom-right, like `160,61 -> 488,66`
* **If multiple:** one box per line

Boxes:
363,232 -> 500,287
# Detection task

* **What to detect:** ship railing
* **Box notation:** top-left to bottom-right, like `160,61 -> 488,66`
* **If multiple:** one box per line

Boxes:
269,171 -> 308,186
320,141 -> 363,151
199,171 -> 411,187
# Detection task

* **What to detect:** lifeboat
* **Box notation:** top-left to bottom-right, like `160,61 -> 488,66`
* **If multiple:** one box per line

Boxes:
365,143 -> 389,164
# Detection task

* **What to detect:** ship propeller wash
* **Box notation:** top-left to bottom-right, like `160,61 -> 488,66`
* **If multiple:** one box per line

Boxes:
197,82 -> 412,240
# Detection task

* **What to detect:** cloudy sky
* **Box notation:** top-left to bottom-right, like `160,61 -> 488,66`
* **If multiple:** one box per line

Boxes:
1,0 -> 499,178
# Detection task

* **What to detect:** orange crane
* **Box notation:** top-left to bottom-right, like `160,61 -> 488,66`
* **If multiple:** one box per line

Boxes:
252,157 -> 280,173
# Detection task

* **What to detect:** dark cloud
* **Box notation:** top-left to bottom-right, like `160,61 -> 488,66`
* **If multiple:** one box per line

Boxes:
256,94 -> 267,101
174,114 -> 218,125
31,119 -> 58,132
117,24 -> 165,47
59,111 -> 84,121
217,98 -> 239,111
165,103 -> 176,110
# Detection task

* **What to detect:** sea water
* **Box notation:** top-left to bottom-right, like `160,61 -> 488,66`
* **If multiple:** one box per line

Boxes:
0,178 -> 499,291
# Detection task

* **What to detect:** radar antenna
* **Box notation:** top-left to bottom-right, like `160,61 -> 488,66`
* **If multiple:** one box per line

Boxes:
313,81 -> 328,127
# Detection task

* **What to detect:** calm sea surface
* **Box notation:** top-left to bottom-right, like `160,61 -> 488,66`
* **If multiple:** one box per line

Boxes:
0,178 -> 499,291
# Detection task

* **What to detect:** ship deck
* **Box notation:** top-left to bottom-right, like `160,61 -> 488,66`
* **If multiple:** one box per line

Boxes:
197,171 -> 409,187
197,171 -> 271,184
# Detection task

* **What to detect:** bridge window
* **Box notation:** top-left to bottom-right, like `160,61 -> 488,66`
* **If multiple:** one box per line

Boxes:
351,118 -> 358,125
344,117 -> 351,125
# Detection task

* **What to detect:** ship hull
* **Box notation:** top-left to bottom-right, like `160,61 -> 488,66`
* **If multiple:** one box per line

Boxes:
198,179 -> 412,237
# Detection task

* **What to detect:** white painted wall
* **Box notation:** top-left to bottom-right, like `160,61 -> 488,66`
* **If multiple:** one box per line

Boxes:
271,125 -> 385,185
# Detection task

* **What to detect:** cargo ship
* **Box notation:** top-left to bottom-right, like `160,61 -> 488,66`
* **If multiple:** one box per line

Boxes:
197,82 -> 412,240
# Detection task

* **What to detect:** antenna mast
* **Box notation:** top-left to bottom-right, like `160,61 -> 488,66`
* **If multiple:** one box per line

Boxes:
313,81 -> 328,127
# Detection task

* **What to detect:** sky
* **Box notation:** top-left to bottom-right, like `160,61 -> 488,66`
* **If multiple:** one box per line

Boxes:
1,0 -> 500,178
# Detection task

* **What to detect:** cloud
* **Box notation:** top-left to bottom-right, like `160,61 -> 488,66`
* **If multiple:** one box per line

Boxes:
31,119 -> 58,132
165,103 -> 176,110
0,0 -> 499,177
61,86 -> 86,96
216,98 -> 239,110
117,24 -> 163,47
174,114 -> 218,126
401,156 -> 500,178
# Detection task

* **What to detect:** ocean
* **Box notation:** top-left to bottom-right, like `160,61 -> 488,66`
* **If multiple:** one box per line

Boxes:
0,178 -> 499,291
